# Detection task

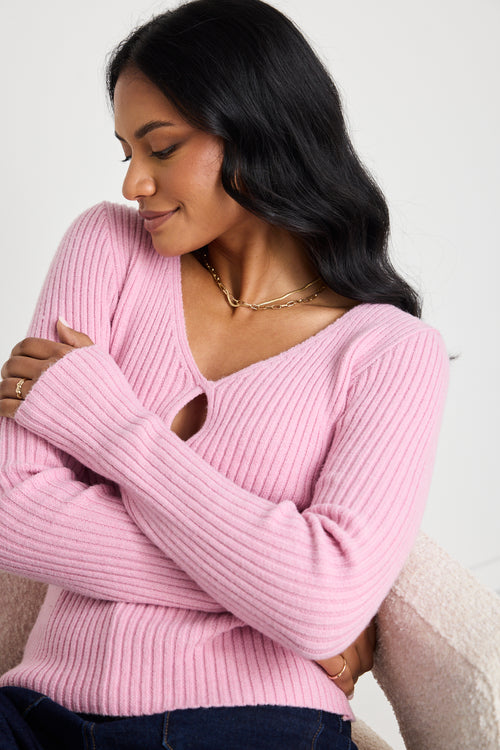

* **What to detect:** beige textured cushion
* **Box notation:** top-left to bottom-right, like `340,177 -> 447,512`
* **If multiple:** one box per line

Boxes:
351,718 -> 394,749
373,531 -> 500,750
0,570 -> 47,676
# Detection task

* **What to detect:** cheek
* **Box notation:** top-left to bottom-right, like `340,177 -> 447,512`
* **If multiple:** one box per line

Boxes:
184,167 -> 233,220
192,163 -> 224,199
187,143 -> 225,196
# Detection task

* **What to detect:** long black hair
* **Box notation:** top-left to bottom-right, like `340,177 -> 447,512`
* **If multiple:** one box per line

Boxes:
107,0 -> 421,316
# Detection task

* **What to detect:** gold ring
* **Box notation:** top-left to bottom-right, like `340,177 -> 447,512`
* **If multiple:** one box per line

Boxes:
326,655 -> 348,681
15,378 -> 26,400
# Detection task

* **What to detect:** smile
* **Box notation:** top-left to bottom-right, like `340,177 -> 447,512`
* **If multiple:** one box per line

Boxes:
140,209 -> 179,232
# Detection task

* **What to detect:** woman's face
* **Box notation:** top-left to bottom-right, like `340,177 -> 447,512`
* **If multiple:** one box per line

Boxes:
113,68 -> 250,256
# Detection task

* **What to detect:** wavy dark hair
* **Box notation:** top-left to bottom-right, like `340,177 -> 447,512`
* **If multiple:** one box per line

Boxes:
107,0 -> 421,316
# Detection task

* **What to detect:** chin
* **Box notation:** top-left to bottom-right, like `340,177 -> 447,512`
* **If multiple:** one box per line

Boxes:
151,237 -> 191,258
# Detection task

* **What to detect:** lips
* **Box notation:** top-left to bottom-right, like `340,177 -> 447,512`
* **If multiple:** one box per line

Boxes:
139,208 -> 179,232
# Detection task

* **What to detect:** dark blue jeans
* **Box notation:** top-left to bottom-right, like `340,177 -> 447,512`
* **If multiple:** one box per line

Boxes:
0,687 -> 356,749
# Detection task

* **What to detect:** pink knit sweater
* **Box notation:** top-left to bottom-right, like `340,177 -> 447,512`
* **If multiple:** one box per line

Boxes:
0,202 -> 449,720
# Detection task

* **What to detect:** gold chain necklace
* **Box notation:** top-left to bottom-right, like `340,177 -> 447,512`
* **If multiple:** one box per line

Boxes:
200,251 -> 326,311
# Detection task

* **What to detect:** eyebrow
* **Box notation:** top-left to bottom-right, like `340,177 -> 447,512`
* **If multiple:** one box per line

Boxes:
114,119 -> 176,142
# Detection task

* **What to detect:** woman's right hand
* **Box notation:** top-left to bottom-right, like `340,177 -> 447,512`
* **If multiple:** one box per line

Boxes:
315,618 -> 377,698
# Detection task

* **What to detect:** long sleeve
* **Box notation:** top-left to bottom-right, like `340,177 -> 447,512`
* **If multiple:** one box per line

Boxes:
14,328 -> 449,660
0,203 -> 221,611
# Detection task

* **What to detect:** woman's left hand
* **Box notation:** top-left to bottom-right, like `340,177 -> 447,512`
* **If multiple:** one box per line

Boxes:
315,617 -> 377,699
0,319 -> 93,419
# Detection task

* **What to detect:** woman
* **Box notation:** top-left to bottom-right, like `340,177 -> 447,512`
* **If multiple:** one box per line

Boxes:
0,0 -> 448,747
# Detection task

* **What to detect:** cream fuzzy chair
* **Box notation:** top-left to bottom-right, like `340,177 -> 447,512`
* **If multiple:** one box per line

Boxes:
1,532 -> 499,749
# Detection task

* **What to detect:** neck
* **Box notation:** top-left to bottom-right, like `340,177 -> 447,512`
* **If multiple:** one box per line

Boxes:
204,221 -> 319,309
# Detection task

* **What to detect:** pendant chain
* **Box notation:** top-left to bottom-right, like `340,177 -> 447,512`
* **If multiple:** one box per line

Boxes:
200,250 -> 326,311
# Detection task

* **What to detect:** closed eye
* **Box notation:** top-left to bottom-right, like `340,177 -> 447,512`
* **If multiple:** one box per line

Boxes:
151,145 -> 178,160
120,145 -> 178,163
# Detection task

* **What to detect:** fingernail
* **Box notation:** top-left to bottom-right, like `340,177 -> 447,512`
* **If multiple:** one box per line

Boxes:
58,316 -> 71,327
347,693 -> 354,700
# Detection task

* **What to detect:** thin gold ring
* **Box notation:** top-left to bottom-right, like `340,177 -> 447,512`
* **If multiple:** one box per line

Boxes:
15,378 -> 26,400
326,655 -> 348,681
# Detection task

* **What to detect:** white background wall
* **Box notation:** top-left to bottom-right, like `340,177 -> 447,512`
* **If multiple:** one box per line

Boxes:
1,1 -> 499,747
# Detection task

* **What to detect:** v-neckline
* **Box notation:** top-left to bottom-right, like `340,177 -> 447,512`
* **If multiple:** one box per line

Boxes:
172,253 -> 371,386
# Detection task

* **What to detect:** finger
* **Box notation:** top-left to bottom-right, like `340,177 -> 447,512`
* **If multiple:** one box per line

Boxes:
343,662 -> 355,699
354,644 -> 371,677
343,645 -> 361,686
1,355 -> 53,381
0,377 -> 32,402
321,652 -> 355,697
333,656 -> 355,697
355,621 -> 376,673
56,318 -> 94,348
353,640 -> 372,676
0,398 -> 22,419
10,337 -> 73,360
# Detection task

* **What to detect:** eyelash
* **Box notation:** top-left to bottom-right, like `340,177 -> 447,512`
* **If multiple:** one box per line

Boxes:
121,145 -> 178,163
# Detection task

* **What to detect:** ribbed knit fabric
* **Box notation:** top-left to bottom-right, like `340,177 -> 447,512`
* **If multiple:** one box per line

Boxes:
0,202 -> 449,720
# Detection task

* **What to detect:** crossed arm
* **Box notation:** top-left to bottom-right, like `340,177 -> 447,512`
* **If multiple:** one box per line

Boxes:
0,326 -> 373,696
0,205 -> 448,699
0,325 -> 374,696
0,321 -> 442,697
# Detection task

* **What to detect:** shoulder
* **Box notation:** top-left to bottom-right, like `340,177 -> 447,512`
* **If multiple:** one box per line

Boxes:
57,201 -> 153,283
62,201 -> 149,254
337,303 -> 449,380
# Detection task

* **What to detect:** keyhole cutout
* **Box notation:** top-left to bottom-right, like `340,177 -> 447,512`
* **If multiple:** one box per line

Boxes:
170,392 -> 208,441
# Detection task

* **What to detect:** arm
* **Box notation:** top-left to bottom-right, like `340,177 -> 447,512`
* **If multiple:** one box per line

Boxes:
0,416 -> 221,611
0,203 -> 222,611
13,327 -> 449,659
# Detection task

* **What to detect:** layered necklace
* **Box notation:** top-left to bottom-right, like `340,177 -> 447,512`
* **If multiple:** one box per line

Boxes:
200,250 -> 326,311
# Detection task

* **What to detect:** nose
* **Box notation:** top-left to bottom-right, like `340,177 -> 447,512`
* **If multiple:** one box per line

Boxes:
122,157 -> 156,201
